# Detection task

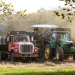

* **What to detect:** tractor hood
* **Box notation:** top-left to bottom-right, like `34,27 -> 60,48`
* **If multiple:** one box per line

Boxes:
60,41 -> 73,44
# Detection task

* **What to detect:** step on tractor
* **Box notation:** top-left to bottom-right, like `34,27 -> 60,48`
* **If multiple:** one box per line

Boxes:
30,25 -> 75,61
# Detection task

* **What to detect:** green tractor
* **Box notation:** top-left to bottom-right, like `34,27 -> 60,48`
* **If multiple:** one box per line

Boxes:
31,25 -> 75,61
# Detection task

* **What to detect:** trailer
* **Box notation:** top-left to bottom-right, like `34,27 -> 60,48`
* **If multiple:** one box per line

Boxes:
0,31 -> 38,62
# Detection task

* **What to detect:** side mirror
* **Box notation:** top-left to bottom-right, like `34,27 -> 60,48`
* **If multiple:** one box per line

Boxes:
31,37 -> 33,41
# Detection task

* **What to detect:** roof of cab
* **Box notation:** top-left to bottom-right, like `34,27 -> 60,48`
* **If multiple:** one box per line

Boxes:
30,24 -> 59,28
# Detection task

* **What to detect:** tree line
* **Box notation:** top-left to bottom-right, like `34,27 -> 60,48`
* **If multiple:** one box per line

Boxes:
0,7 -> 75,44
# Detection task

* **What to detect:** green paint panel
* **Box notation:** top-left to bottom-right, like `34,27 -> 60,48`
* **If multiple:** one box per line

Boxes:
48,41 -> 54,48
69,49 -> 75,53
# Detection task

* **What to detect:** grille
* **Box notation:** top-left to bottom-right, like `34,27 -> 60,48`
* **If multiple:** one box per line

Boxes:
20,44 -> 33,53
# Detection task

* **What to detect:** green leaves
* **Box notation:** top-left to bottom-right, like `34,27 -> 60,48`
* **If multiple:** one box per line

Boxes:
70,4 -> 72,6
0,1 -> 27,20
54,0 -> 75,22
11,5 -> 13,7
53,11 -> 60,16
61,14 -> 65,19
67,16 -> 72,22
68,13 -> 72,15
3,3 -> 6,6
17,9 -> 27,18
72,0 -> 75,3
54,11 -> 65,19
67,9 -> 70,11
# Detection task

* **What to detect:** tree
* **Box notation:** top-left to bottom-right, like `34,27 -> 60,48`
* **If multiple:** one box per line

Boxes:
0,0 -> 27,21
59,0 -> 75,2
54,0 -> 75,22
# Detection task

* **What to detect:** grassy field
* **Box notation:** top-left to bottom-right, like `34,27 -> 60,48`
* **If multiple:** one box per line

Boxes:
0,58 -> 75,75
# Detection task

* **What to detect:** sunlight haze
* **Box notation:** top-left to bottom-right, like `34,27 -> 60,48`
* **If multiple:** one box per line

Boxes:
3,0 -> 65,14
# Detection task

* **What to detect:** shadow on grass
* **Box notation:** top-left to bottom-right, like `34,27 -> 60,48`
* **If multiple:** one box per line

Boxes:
4,71 -> 75,75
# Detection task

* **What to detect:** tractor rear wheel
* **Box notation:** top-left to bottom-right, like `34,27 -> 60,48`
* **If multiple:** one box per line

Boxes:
56,47 -> 64,61
44,44 -> 53,60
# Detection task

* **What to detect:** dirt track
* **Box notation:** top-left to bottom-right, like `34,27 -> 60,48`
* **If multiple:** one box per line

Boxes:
0,57 -> 75,65
0,57 -> 75,70
52,57 -> 75,64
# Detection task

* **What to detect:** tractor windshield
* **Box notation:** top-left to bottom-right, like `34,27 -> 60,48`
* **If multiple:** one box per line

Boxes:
57,33 -> 69,41
12,36 -> 30,42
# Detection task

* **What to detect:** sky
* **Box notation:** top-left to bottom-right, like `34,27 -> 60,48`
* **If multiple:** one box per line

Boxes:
3,0 -> 65,14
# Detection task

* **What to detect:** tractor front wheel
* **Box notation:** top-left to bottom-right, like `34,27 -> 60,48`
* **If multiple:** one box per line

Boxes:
56,47 -> 64,61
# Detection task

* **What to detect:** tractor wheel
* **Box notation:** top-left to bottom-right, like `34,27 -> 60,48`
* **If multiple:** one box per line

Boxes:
44,44 -> 53,60
73,55 -> 75,60
56,47 -> 64,61
11,52 -> 14,62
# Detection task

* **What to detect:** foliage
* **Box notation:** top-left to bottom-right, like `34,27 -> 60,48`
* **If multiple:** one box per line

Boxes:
55,0 -> 75,22
0,8 -> 71,35
0,0 -> 27,21
0,7 -> 75,45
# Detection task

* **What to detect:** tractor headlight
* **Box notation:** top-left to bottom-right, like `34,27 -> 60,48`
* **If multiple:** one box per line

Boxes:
15,49 -> 18,52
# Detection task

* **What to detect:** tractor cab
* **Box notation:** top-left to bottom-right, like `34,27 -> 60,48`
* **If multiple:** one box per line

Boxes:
57,32 -> 69,41
50,28 -> 73,49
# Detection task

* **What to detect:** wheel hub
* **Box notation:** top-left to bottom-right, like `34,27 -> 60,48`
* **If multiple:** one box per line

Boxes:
56,51 -> 59,60
45,47 -> 50,59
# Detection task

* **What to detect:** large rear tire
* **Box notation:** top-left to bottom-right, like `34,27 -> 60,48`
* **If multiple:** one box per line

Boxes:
44,44 -> 53,60
56,47 -> 64,61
